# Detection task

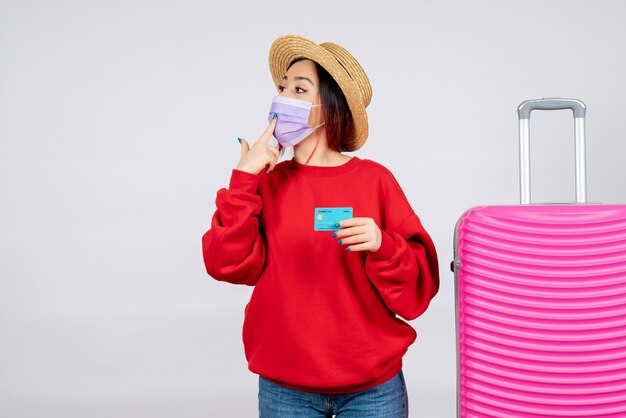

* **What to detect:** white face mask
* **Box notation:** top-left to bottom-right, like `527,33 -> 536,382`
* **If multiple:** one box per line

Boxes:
268,95 -> 324,147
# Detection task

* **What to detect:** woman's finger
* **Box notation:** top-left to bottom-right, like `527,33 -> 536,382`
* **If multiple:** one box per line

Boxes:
342,242 -> 374,252
333,225 -> 368,239
265,147 -> 280,174
338,232 -> 372,246
239,137 -> 249,158
257,116 -> 278,144
269,145 -> 279,157
339,217 -> 373,228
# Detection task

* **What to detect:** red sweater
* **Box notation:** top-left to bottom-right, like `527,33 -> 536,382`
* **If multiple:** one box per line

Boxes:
202,156 -> 440,393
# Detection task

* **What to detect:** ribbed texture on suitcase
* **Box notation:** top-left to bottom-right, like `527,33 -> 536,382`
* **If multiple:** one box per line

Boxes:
456,205 -> 626,417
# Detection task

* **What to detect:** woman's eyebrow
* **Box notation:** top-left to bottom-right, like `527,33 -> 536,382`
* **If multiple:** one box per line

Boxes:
282,75 -> 315,86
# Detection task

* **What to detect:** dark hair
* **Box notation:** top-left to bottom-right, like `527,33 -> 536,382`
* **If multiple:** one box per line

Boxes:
288,58 -> 354,152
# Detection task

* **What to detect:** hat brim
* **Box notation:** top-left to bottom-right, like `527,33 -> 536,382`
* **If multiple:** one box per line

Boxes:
269,35 -> 370,152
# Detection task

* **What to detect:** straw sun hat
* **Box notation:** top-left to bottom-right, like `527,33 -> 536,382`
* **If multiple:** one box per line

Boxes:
268,35 -> 372,152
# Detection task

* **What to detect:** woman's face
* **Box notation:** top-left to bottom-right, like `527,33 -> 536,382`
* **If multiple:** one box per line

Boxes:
278,59 -> 323,127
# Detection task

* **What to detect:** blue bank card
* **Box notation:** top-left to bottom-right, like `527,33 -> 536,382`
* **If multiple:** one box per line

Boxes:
314,207 -> 353,231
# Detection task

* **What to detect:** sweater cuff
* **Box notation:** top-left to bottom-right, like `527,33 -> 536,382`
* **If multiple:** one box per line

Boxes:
368,230 -> 397,260
229,169 -> 260,193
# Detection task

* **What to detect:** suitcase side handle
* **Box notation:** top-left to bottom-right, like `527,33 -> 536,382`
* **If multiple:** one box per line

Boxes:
517,98 -> 587,204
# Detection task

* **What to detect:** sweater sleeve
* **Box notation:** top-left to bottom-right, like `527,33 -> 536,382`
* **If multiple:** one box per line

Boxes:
364,171 -> 440,320
201,169 -> 267,286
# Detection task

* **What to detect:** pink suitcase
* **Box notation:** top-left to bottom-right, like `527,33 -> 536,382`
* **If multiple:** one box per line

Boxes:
453,99 -> 626,417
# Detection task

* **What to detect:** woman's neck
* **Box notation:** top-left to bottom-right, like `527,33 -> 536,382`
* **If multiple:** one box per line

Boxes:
293,132 -> 346,166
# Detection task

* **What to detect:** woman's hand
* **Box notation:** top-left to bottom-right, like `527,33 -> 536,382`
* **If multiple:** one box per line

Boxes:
235,117 -> 279,175
331,217 -> 382,252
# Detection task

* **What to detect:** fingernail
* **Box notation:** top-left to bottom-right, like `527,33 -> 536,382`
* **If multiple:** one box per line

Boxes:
333,223 -> 340,228
272,113 -> 277,120
345,247 -> 351,251
337,240 -> 342,244
331,233 -> 337,238
237,137 -> 242,144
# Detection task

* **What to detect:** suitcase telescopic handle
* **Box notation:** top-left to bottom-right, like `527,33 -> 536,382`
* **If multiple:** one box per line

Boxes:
517,98 -> 587,204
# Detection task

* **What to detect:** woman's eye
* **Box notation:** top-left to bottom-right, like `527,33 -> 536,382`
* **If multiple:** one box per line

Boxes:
278,85 -> 306,94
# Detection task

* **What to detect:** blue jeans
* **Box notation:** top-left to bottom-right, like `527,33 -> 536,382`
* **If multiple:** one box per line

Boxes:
258,370 -> 408,418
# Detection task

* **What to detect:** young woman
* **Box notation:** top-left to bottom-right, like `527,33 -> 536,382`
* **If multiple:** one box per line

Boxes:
202,35 -> 440,418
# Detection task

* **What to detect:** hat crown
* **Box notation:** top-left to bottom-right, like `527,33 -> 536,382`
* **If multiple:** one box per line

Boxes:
319,42 -> 372,108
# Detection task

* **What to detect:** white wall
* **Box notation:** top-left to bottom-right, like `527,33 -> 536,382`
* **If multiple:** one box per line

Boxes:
2,0 -> 625,416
